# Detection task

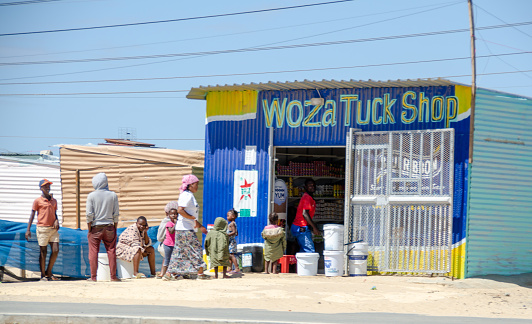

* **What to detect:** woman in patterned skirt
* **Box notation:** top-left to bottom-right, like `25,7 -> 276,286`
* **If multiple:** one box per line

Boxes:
166,175 -> 209,280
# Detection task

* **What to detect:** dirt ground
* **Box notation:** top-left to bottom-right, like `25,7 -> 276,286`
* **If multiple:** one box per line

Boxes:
1,268 -> 531,319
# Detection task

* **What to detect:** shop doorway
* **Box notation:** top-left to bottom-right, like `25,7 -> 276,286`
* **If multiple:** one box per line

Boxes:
345,129 -> 455,274
273,146 -> 346,269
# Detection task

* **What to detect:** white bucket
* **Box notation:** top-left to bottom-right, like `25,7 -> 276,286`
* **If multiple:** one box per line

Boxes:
117,258 -> 134,279
323,224 -> 344,251
295,253 -> 320,276
348,242 -> 369,276
323,250 -> 344,277
96,253 -> 110,281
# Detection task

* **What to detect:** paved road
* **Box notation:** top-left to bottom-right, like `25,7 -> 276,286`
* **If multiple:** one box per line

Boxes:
0,301 -> 529,324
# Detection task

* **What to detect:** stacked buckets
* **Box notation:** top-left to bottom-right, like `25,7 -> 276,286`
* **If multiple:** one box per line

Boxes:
322,224 -> 344,277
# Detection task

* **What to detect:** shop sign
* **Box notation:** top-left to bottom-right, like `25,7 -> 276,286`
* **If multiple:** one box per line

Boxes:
262,92 -> 458,129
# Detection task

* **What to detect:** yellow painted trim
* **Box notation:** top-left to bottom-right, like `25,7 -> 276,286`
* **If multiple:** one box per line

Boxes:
206,90 -> 258,118
363,241 -> 466,278
454,85 -> 472,117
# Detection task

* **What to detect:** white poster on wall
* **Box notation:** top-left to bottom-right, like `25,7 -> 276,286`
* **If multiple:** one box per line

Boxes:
273,178 -> 287,221
244,146 -> 256,165
233,170 -> 258,217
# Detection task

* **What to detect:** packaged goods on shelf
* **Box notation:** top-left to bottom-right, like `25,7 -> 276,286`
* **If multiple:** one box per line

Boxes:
276,161 -> 344,178
314,199 -> 344,222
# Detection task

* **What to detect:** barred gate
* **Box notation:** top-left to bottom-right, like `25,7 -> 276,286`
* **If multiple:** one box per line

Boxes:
344,129 -> 454,274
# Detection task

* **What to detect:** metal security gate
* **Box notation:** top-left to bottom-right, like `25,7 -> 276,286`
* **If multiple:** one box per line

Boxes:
344,129 -> 454,274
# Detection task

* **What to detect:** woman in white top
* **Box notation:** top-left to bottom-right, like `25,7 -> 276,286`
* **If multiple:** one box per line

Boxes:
166,174 -> 209,280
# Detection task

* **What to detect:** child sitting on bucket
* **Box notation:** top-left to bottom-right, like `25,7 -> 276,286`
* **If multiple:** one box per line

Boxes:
204,217 -> 231,279
261,213 -> 286,274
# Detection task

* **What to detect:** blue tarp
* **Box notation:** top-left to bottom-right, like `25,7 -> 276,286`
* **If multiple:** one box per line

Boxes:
0,220 -> 162,278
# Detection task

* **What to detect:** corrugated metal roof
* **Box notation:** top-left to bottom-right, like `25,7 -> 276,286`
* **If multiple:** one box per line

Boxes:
0,157 -> 62,224
187,78 -> 459,99
466,88 -> 532,277
59,145 -> 204,229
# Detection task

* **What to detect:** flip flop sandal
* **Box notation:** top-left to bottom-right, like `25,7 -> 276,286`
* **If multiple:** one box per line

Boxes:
196,274 -> 210,280
47,276 -> 60,281
134,273 -> 147,279
40,277 -> 49,282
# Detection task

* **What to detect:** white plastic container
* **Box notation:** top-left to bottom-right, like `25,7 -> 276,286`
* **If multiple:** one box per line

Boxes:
295,252 -> 320,276
323,250 -> 344,277
348,242 -> 369,276
96,253 -> 110,281
323,224 -> 344,251
117,258 -> 134,279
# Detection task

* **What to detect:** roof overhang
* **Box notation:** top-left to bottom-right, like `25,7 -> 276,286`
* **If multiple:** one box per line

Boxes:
186,78 -> 462,100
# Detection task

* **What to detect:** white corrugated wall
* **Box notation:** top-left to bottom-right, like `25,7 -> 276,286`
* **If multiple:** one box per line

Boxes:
0,158 -> 62,224
466,88 -> 532,277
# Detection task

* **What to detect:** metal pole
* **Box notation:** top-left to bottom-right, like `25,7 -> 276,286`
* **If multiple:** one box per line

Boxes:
76,169 -> 81,229
468,0 -> 477,164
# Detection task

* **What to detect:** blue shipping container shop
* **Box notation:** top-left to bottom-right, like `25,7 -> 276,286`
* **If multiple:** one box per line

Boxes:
187,78 -> 532,278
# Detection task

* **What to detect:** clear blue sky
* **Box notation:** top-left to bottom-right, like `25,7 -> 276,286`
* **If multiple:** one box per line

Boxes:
1,0 -> 530,156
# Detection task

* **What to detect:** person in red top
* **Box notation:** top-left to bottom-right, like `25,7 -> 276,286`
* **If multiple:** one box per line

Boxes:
290,178 -> 321,253
25,179 -> 60,281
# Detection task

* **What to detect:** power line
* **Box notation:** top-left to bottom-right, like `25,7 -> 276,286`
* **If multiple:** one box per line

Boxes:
1,68 -> 531,97
1,21 -> 530,67
0,0 -> 355,37
0,4 -> 468,81
474,4 -> 532,39
0,135 -> 204,140
0,0 -> 62,6
0,52 -> 528,86
0,90 -> 189,96
0,1 -> 460,60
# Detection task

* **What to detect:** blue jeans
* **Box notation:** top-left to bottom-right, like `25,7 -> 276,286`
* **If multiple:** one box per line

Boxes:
291,225 -> 315,253
163,244 -> 174,266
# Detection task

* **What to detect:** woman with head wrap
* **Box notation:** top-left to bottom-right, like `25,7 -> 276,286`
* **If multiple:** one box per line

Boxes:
166,175 -> 209,280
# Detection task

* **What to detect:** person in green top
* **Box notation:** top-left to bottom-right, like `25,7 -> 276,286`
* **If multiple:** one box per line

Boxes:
205,217 -> 231,279
261,213 -> 286,274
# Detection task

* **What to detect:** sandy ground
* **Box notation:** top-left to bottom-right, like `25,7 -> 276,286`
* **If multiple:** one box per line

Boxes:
1,269 -> 531,320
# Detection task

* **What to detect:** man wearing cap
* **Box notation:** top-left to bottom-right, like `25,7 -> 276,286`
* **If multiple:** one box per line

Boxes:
86,172 -> 120,282
25,179 -> 60,281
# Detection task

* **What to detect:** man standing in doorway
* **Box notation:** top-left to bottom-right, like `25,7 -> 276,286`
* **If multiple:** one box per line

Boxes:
25,179 -> 60,281
86,172 -> 120,282
291,178 -> 321,253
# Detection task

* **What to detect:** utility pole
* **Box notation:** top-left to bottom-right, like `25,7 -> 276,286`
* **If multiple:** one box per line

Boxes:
468,0 -> 477,164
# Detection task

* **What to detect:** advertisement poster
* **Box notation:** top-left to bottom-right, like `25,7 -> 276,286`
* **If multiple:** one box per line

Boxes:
233,170 -> 258,217
273,178 -> 287,220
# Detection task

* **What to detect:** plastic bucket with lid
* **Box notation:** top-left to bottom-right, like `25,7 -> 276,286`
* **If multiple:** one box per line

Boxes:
323,224 -> 344,251
295,252 -> 320,276
347,242 -> 368,276
323,250 -> 344,277
96,253 -> 110,281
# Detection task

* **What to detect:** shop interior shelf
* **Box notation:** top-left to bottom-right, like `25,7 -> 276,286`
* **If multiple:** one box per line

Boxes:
275,152 -> 345,160
277,175 -> 344,180
288,197 -> 343,200
314,218 -> 344,223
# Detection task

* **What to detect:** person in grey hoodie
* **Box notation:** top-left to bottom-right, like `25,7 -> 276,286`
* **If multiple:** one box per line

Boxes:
86,173 -> 120,281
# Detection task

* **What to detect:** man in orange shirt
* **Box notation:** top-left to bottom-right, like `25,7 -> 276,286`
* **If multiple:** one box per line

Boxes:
25,179 -> 60,281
